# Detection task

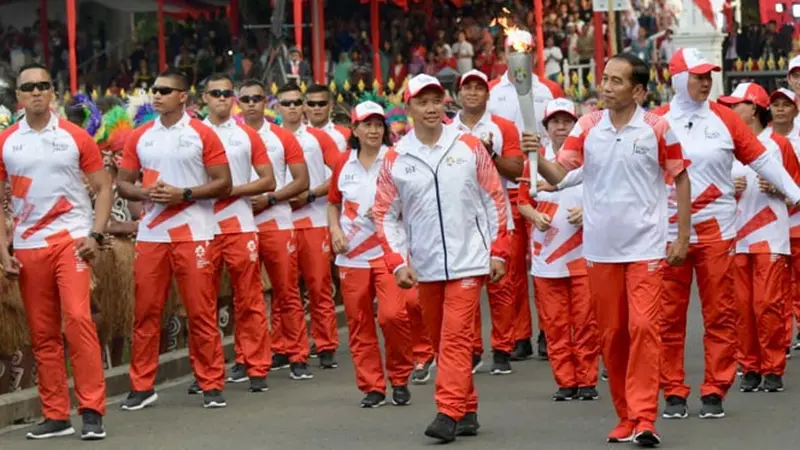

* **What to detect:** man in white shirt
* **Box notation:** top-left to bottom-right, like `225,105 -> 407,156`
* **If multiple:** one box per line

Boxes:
304,84 -> 351,152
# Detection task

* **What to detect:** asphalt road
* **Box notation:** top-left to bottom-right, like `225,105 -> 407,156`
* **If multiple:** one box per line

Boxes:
3,287 -> 800,449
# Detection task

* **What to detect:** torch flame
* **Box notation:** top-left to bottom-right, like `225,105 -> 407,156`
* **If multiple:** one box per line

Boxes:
494,16 -> 533,53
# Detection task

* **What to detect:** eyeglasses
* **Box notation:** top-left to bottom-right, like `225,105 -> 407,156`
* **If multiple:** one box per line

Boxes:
18,82 -> 52,92
151,86 -> 185,96
279,99 -> 304,107
207,89 -> 235,99
239,95 -> 265,104
305,100 -> 329,108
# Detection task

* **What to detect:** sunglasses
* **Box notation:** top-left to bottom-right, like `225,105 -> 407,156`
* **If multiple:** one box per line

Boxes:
305,100 -> 329,108
18,82 -> 52,92
279,99 -> 304,107
207,89 -> 235,99
239,95 -> 266,104
152,86 -> 185,96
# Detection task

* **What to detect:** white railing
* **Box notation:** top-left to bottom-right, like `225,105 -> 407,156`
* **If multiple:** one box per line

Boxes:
560,60 -> 595,92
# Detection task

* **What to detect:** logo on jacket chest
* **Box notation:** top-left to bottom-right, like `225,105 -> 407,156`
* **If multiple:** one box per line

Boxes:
445,156 -> 467,166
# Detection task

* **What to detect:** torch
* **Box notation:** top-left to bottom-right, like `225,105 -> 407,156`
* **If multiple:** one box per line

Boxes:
505,29 -> 539,197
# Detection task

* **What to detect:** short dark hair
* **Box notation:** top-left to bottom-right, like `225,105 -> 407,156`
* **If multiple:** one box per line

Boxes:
609,53 -> 650,92
17,62 -> 50,83
277,81 -> 301,96
756,104 -> 772,129
347,119 -> 392,150
305,84 -> 328,96
156,68 -> 189,91
240,79 -> 265,91
206,73 -> 234,88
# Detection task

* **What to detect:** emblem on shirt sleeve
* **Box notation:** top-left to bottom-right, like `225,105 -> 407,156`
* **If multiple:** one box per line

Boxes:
195,244 -> 209,268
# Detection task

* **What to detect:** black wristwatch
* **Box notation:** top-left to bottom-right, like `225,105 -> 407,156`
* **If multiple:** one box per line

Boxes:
89,232 -> 105,245
267,194 -> 278,206
489,150 -> 499,160
183,188 -> 193,201
307,190 -> 317,203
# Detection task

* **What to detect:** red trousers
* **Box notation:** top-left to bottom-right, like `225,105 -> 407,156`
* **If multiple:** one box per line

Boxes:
339,265 -> 414,393
257,229 -> 309,362
418,277 -> 484,420
16,239 -> 106,419
734,254 -> 788,375
130,241 -> 225,392
296,227 -> 338,352
533,275 -> 599,388
587,260 -> 662,423
510,214 -> 534,341
472,257 -> 516,354
660,240 -> 737,399
404,285 -> 436,364
210,233 -> 270,376
787,238 -> 800,346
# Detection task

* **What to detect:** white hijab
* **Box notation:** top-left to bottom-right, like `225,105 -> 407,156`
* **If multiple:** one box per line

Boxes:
669,71 -> 706,120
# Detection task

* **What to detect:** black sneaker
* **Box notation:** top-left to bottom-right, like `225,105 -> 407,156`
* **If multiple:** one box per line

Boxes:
552,387 -> 578,401
699,394 -> 725,419
410,358 -> 434,385
249,376 -> 269,393
271,353 -> 291,371
490,351 -> 513,375
203,389 -> 227,408
762,373 -> 784,392
794,333 -> 800,350
319,350 -> 338,369
740,372 -> 762,393
120,390 -> 158,411
187,379 -> 202,395
787,348 -> 792,360
392,385 -> 411,406
360,391 -> 386,408
226,363 -> 248,383
25,419 -> 75,440
424,413 -> 457,442
510,339 -> 534,361
661,395 -> 688,419
80,409 -> 106,440
290,361 -> 314,380
471,354 -> 483,374
601,368 -> 608,381
455,412 -> 480,436
310,342 -> 318,358
537,331 -> 548,359
577,386 -> 599,401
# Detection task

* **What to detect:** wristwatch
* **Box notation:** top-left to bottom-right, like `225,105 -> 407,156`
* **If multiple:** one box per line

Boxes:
307,190 -> 317,203
488,149 -> 499,160
89,232 -> 105,245
183,188 -> 193,201
267,194 -> 278,206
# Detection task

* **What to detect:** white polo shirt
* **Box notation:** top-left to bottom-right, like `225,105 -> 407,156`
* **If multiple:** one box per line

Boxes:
320,121 -> 351,153
287,124 -> 342,229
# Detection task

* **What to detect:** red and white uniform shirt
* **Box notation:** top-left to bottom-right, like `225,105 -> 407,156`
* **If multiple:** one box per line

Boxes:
450,111 -> 523,229
121,113 -> 229,243
0,114 -> 104,249
204,118 -> 270,235
655,101 -> 766,244
288,124 -> 341,229
520,146 -> 585,278
373,125 -> 510,282
766,123 -> 800,238
329,146 -> 390,268
732,130 -> 800,255
320,121 -> 351,153
252,121 -> 305,232
557,107 -> 687,263
487,71 -> 565,189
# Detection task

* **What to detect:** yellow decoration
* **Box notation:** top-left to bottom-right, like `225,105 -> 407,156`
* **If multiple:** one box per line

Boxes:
756,57 -> 765,71
91,89 -> 99,100
767,57 -> 776,71
105,88 -> 112,97
662,68 -> 670,81
744,58 -> 753,71
270,83 -> 278,96
586,71 -> 594,87
778,57 -> 787,70
387,78 -> 396,91
190,85 -> 197,96
649,67 -> 657,82
328,81 -> 337,92
556,72 -> 564,85
734,58 -> 743,72
570,71 -> 579,85
337,93 -> 344,104
300,81 -> 307,94
357,79 -> 366,92
401,77 -> 409,89
372,79 -> 381,92
120,89 -> 127,99
343,80 -> 351,92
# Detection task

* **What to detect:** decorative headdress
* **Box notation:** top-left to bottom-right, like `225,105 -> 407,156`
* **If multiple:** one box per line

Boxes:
71,93 -> 103,138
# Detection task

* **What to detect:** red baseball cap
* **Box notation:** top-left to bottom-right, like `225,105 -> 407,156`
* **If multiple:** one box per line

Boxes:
404,74 -> 445,102
457,69 -> 489,90
770,88 -> 797,104
719,82 -> 769,108
543,98 -> 578,123
669,48 -> 721,76
351,101 -> 385,124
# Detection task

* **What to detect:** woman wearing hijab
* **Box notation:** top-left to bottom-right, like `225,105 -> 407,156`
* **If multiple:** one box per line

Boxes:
655,49 -> 800,420
720,82 -> 800,393
328,101 -> 414,408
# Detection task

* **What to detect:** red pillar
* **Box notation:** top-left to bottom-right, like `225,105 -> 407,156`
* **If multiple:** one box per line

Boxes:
534,0 -> 544,77
40,0 -> 49,66
67,0 -> 77,94
311,0 -> 326,84
158,0 -> 166,72
229,0 -> 240,39
371,0 -> 382,85
593,12 -> 605,83
294,0 -> 303,52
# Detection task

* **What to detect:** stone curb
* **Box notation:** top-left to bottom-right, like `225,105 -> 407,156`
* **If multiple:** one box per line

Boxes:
0,304 -> 349,429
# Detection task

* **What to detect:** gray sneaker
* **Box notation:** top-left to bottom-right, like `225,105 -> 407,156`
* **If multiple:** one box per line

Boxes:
25,419 -> 75,440
80,410 -> 106,440
662,395 -> 688,419
490,351 -> 513,375
290,362 -> 314,380
202,389 -> 227,408
226,363 -> 248,383
249,377 -> 269,393
120,390 -> 158,411
762,373 -> 784,393
187,379 -> 202,395
699,394 -> 725,419
471,354 -> 483,374
410,359 -> 434,385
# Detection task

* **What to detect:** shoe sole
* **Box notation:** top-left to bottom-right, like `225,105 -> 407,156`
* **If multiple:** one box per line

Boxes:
661,412 -> 688,419
81,431 -> 107,440
633,431 -> 661,447
270,364 -> 290,372
226,376 -> 248,384
607,433 -> 634,443
203,400 -> 228,408
763,387 -> 785,392
188,389 -> 202,395
249,386 -> 269,393
698,412 -> 725,419
579,395 -> 599,401
553,397 -> 574,402
360,400 -> 386,408
455,428 -> 479,437
794,342 -> 800,350
290,373 -> 314,380
410,373 -> 431,385
26,427 -> 76,440
490,368 -> 513,375
424,429 -> 455,442
471,361 -> 483,374
740,387 -> 760,393
120,392 -> 158,411
320,364 -> 338,369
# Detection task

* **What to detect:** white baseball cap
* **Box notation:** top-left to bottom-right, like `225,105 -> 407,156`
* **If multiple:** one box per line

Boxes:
404,74 -> 445,102
789,55 -> 800,74
770,88 -> 797,104
351,101 -> 385,124
719,82 -> 769,108
543,98 -> 578,124
457,69 -> 489,89
668,48 -> 720,76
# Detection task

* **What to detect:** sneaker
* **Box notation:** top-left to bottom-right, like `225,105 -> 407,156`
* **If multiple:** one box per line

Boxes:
661,395 -> 688,419
203,389 -> 227,408
319,350 -> 338,369
80,409 -> 106,440
187,379 -> 202,395
271,353 -> 290,371
606,419 -> 636,443
740,372 -> 761,393
120,390 -> 158,411
699,394 -> 725,419
392,385 -> 411,406
736,365 -> 743,377
290,361 -> 314,380
360,391 -> 386,408
794,333 -> 800,350
490,351 -> 513,375
577,386 -> 599,401
537,331 -> 548,359
552,387 -> 578,401
410,358 -> 434,385
762,373 -> 784,392
424,413 -> 457,442
226,363 -> 248,383
601,368 -> 608,381
249,376 -> 269,393
310,342 -> 318,358
471,354 -> 483,374
455,412 -> 480,437
633,421 -> 661,447
787,348 -> 792,360
510,339 -> 534,361
25,419 -> 75,440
